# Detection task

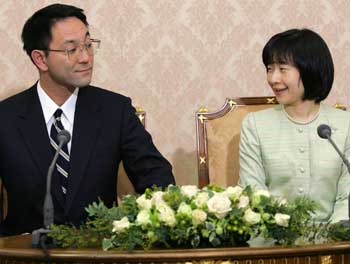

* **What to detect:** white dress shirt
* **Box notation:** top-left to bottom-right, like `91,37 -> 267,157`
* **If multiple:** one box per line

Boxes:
37,81 -> 78,152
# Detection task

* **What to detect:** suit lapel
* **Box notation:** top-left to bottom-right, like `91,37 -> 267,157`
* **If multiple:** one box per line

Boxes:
65,87 -> 102,212
16,85 -> 52,182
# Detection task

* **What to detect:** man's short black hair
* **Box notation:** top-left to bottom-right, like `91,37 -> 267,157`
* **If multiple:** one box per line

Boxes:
262,28 -> 334,103
21,4 -> 88,59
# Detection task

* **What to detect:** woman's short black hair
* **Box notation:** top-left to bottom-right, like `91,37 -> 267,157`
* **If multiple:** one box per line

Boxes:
262,28 -> 334,103
21,4 -> 88,60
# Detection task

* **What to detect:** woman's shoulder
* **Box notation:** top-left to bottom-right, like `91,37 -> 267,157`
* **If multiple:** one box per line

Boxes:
321,103 -> 350,119
245,105 -> 283,121
242,105 -> 283,131
321,104 -> 350,136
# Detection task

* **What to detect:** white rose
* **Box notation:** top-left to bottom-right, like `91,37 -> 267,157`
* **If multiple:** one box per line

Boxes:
181,185 -> 199,198
274,213 -> 290,227
192,209 -> 207,225
255,189 -> 270,198
223,186 -> 243,200
207,193 -> 231,218
278,198 -> 288,206
177,202 -> 192,216
194,192 -> 209,207
152,191 -> 166,206
157,204 -> 176,227
136,194 -> 152,210
252,189 -> 271,205
244,209 -> 261,225
238,195 -> 250,208
136,209 -> 151,226
112,217 -> 130,233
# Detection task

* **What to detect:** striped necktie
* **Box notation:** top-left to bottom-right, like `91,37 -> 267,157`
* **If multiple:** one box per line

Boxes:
50,109 -> 70,196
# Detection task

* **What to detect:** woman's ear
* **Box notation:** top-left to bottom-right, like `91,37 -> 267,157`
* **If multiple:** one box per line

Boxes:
31,50 -> 49,71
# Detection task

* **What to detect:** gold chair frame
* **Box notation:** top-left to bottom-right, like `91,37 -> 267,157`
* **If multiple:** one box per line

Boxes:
195,96 -> 278,188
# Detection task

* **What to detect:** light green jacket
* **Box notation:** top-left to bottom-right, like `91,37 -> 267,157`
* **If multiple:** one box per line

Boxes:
239,104 -> 350,222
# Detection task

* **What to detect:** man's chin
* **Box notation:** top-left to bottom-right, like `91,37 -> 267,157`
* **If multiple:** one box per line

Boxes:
74,79 -> 92,88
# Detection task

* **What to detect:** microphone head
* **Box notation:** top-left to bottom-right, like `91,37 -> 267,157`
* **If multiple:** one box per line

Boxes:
57,129 -> 71,144
317,124 -> 332,139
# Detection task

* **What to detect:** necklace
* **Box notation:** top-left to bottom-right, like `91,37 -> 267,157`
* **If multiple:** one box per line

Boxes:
282,105 -> 321,125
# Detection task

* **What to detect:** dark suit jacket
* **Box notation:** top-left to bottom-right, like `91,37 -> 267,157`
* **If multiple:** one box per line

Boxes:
0,84 -> 174,236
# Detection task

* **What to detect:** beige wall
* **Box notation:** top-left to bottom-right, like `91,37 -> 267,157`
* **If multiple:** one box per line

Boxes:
1,1 -> 350,185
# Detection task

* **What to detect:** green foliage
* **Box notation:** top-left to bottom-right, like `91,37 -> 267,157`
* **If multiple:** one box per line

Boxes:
49,200 -> 116,248
327,220 -> 350,242
264,197 -> 317,245
48,185 -> 346,251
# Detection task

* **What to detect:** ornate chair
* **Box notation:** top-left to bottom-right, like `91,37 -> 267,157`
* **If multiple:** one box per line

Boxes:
195,97 -> 278,188
195,98 -> 348,189
117,107 -> 146,200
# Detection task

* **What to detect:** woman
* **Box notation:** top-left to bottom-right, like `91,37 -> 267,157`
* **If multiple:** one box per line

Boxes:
239,28 -> 350,222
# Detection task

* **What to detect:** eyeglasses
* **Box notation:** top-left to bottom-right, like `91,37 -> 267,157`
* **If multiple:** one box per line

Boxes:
44,39 -> 101,61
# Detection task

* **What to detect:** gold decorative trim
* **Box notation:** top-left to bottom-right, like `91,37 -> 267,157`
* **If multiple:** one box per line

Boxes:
267,97 -> 276,104
199,156 -> 206,164
135,106 -> 144,112
138,114 -> 145,122
198,106 -> 209,113
333,103 -> 346,110
198,114 -> 207,124
320,255 -> 332,264
228,99 -> 237,108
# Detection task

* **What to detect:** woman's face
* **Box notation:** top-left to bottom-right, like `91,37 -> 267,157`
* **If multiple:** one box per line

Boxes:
266,63 -> 305,107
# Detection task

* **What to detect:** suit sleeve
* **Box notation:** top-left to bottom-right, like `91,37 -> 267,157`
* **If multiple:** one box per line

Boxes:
119,98 -> 175,193
239,112 -> 268,190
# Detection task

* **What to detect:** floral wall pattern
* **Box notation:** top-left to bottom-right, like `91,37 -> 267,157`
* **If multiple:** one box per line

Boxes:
1,0 -> 350,185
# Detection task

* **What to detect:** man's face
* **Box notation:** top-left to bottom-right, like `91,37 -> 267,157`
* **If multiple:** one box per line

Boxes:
45,17 -> 94,90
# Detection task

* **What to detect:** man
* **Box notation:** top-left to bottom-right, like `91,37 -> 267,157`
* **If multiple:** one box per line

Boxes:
0,3 -> 175,236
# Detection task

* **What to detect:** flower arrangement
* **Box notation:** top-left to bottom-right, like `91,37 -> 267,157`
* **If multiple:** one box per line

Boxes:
49,184 -> 319,251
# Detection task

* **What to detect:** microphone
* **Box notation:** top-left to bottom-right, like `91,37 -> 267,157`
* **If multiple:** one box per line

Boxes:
32,129 -> 71,247
317,124 -> 350,219
317,124 -> 332,139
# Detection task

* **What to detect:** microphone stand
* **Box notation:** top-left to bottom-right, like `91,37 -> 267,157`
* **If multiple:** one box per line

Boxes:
32,140 -> 64,248
323,134 -> 350,220
32,130 -> 71,263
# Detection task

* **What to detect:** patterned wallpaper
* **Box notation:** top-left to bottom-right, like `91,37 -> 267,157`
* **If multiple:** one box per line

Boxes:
1,0 -> 350,185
